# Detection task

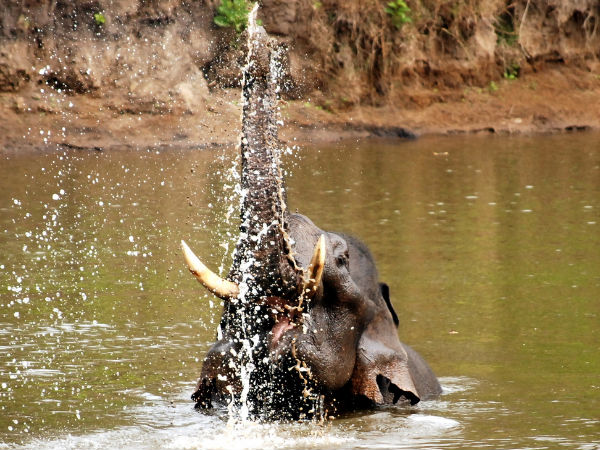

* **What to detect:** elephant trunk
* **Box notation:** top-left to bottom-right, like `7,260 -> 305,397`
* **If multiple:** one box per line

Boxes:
229,10 -> 301,300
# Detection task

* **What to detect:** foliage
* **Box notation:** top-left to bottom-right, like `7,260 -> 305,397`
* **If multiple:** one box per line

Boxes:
385,0 -> 412,30
489,80 -> 499,92
504,63 -> 520,80
93,12 -> 106,26
214,0 -> 254,33
495,11 -> 517,46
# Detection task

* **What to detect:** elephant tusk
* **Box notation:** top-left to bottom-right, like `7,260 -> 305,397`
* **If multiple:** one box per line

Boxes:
181,240 -> 240,299
304,234 -> 326,296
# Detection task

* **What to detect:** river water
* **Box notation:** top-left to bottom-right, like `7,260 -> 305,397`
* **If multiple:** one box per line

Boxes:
1,133 -> 599,449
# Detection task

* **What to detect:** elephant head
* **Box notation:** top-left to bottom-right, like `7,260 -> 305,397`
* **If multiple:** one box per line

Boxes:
182,11 -> 441,419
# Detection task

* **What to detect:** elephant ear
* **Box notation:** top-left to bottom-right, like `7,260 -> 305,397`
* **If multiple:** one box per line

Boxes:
379,282 -> 399,327
350,332 -> 420,405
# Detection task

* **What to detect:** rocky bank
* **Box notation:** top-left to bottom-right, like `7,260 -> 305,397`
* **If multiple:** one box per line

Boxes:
1,0 -> 599,151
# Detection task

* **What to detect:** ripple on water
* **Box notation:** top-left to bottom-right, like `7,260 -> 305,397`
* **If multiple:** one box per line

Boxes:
167,422 -> 354,450
7,399 -> 354,450
438,376 -> 478,395
5,383 -> 469,450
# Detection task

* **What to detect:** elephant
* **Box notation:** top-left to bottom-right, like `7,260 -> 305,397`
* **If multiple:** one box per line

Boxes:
181,10 -> 441,420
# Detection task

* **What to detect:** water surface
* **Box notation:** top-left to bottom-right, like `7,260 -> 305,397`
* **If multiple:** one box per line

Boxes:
1,133 -> 599,449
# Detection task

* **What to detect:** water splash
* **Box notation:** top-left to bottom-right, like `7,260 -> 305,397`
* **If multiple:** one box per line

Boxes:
218,4 -> 297,423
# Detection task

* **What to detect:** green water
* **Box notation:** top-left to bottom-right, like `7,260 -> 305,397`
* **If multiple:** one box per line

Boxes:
1,133 -> 599,449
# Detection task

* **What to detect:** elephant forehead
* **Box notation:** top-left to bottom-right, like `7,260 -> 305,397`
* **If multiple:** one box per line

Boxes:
328,232 -> 348,255
288,214 -> 348,253
288,214 -> 326,263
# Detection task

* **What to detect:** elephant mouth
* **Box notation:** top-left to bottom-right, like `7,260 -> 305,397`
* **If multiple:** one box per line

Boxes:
262,296 -> 299,350
270,315 -> 294,348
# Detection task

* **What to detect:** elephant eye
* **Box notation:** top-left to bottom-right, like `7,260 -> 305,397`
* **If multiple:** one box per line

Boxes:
336,251 -> 349,268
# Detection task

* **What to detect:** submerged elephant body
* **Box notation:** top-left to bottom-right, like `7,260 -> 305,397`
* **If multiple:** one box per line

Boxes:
182,9 -> 440,420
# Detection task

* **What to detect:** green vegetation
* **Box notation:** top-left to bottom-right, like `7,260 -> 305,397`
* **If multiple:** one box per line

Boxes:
504,62 -> 520,80
385,0 -> 412,29
489,80 -> 499,92
93,12 -> 106,26
214,0 -> 255,33
495,11 -> 517,46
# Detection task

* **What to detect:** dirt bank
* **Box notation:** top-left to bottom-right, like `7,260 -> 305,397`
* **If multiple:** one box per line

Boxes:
1,0 -> 599,151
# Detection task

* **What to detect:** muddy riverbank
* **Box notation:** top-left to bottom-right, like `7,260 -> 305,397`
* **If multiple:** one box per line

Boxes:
1,0 -> 600,150
2,66 -> 599,152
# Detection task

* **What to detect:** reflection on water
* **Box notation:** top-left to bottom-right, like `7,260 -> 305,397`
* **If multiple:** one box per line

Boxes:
1,133 -> 599,449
